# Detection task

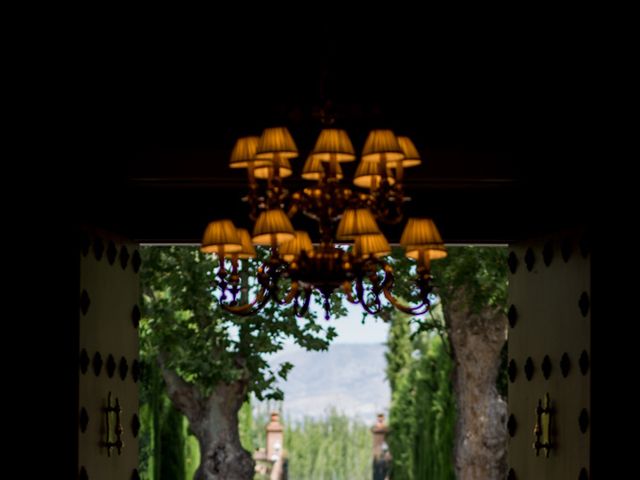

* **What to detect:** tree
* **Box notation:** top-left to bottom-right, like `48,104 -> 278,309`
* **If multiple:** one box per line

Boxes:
385,312 -> 415,479
385,306 -> 456,480
140,246 -> 339,479
159,402 -> 187,480
383,246 -> 507,480
385,311 -> 413,393
432,246 -> 508,480
412,330 -> 455,480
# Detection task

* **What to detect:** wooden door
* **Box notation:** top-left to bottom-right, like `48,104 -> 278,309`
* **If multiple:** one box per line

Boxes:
77,230 -> 141,480
507,232 -> 591,479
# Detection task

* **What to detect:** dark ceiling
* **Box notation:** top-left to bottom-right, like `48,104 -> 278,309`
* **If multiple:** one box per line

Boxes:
67,24 -> 596,243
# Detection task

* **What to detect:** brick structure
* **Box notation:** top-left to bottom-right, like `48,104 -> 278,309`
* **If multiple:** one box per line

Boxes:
372,414 -> 391,480
254,412 -> 287,480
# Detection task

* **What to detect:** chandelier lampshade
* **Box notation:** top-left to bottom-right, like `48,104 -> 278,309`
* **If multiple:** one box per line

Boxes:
235,228 -> 257,259
310,128 -> 357,162
229,136 -> 270,169
201,220 -> 243,255
354,233 -> 391,258
336,208 -> 380,240
253,157 -> 294,179
400,218 -> 445,248
396,136 -> 422,168
255,127 -> 298,159
353,160 -> 396,189
252,208 -> 296,245
361,129 -> 404,164
401,218 -> 447,263
280,231 -> 314,262
405,247 -> 448,261
302,155 -> 344,180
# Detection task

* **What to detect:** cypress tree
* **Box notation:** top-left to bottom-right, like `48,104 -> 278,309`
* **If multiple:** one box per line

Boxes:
159,400 -> 186,480
386,312 -> 415,479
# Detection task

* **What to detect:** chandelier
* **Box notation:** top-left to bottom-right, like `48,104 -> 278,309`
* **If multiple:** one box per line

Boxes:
200,126 -> 447,320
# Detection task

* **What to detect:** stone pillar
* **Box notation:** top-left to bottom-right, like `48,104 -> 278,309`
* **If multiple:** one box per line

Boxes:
266,411 -> 284,461
372,413 -> 389,459
372,413 -> 390,480
254,412 -> 287,479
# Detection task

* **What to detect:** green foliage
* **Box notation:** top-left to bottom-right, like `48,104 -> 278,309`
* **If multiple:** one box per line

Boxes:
386,311 -> 455,480
432,246 -> 508,314
385,311 -> 416,480
138,357 -> 195,480
138,403 -> 154,479
140,245 -> 338,400
238,400 -> 255,453
389,363 -> 416,480
237,404 -> 373,479
138,397 -> 200,480
159,403 -> 186,480
283,409 -> 373,480
412,335 -> 455,480
385,311 -> 413,393
138,357 -> 164,479
183,425 -> 200,480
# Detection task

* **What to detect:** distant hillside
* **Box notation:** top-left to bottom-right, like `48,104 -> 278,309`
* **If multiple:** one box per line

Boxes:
268,343 -> 390,422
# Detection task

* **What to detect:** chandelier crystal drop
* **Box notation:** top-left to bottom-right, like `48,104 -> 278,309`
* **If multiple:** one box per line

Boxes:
201,126 -> 447,320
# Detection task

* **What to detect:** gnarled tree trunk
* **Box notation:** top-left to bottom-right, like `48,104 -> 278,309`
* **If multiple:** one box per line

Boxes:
160,360 -> 255,480
445,295 -> 507,480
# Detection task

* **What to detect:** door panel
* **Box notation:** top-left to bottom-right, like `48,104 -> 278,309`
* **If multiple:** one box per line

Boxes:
507,233 -> 590,479
78,231 -> 140,479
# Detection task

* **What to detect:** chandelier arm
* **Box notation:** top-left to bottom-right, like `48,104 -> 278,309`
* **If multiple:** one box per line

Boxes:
221,287 -> 271,316
377,261 -> 432,315
280,281 -> 300,305
381,287 -> 432,315
258,265 -> 277,292
341,281 -> 359,305
266,264 -> 296,306
293,285 -> 313,318
247,183 -> 261,221
214,265 -> 230,303
287,192 -> 301,218
355,276 -> 383,315
227,256 -> 242,304
371,179 -> 404,224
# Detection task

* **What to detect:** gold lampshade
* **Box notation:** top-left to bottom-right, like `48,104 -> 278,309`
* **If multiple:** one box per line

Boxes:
236,228 -> 257,259
229,136 -> 270,169
252,209 -> 296,245
400,218 -> 445,247
336,208 -> 380,240
200,220 -> 243,254
405,247 -> 448,261
400,218 -> 447,260
280,231 -> 314,262
255,127 -> 298,160
396,136 -> 422,168
253,157 -> 293,179
354,233 -> 391,258
361,129 -> 404,164
302,155 -> 343,180
310,129 -> 356,162
353,160 -> 396,189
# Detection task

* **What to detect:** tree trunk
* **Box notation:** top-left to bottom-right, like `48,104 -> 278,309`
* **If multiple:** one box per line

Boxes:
160,359 -> 255,480
445,296 -> 507,480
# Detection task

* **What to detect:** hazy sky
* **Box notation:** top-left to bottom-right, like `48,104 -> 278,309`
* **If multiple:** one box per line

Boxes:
312,300 -> 389,344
